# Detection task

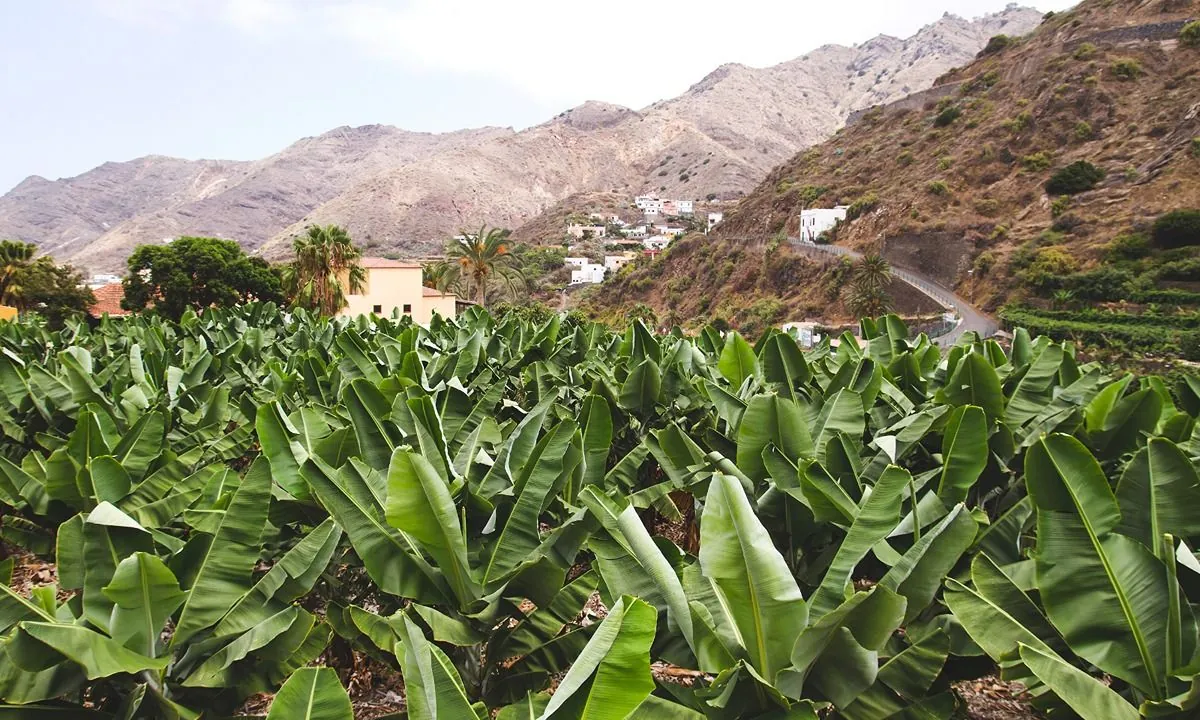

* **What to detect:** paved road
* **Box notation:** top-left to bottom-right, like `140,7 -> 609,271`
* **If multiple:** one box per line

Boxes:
787,239 -> 999,346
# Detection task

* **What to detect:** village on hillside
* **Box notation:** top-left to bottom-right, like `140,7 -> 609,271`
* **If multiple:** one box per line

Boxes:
563,194 -> 725,286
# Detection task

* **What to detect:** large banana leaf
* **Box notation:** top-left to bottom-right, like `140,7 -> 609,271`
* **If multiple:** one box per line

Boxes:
700,473 -> 807,683
395,612 -> 486,720
1116,437 -> 1200,549
171,456 -> 271,648
386,448 -> 479,606
718,332 -> 757,388
101,552 -> 185,656
935,405 -> 987,505
737,394 -> 813,482
1026,433 -> 1171,697
12,623 -> 168,679
1015,643 -> 1139,720
302,457 -> 445,602
267,667 -> 353,720
809,466 -> 910,619
536,596 -> 656,720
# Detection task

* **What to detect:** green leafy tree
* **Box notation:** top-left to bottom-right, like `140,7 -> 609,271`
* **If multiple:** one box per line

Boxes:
280,225 -> 365,316
122,236 -> 282,320
445,225 -> 526,307
0,240 -> 95,326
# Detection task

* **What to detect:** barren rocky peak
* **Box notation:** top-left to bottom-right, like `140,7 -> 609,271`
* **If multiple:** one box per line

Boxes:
0,6 -> 1045,273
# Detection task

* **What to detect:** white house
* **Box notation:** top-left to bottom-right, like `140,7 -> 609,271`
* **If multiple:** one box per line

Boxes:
565,257 -> 590,269
799,207 -> 849,243
570,263 -> 607,285
658,226 -> 686,238
635,195 -> 664,214
87,273 -> 122,289
782,321 -> 822,349
621,225 -> 648,239
707,212 -> 724,232
643,236 -> 672,251
567,223 -> 607,240
674,200 -> 694,215
604,255 -> 635,272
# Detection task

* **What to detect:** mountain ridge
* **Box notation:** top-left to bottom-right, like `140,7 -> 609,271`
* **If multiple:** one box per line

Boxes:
589,0 -> 1200,328
0,5 -> 1045,272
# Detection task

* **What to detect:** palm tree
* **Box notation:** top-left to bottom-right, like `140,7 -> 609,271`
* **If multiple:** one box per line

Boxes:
0,241 -> 36,306
844,254 -> 894,319
445,226 -> 526,307
281,225 -> 366,316
423,260 -> 465,296
853,253 -> 892,294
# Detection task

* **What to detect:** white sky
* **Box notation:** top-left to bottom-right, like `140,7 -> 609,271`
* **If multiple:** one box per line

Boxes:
0,0 -> 1078,191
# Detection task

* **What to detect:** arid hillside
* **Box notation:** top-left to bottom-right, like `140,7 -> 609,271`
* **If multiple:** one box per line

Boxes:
0,7 -> 1041,272
594,0 -> 1200,330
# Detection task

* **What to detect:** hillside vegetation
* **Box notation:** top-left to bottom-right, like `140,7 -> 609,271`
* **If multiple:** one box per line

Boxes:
598,0 -> 1200,352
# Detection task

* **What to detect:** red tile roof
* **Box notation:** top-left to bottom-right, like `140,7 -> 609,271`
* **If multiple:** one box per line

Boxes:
89,284 -> 130,318
361,257 -> 422,269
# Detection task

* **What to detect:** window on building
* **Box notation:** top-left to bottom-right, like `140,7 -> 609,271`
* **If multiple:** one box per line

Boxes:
372,305 -> 382,314
403,304 -> 412,314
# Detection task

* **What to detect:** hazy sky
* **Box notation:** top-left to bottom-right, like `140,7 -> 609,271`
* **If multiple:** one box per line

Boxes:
0,0 -> 1077,193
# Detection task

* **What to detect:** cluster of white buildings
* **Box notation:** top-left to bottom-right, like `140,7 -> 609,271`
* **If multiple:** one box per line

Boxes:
634,195 -> 694,216
798,206 -> 849,243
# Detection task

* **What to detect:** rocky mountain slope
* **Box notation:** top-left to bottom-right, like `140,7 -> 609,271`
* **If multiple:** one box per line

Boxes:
0,6 -> 1042,272
592,0 -> 1200,328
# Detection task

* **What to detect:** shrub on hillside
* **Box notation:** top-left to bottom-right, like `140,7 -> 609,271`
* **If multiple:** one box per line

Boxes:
980,34 -> 1013,56
1018,246 -> 1080,291
1003,111 -> 1034,134
1153,210 -> 1200,249
1181,20 -> 1200,47
896,150 -> 915,166
1072,42 -> 1098,60
1110,58 -> 1143,81
1062,267 -> 1134,300
927,181 -> 950,196
1022,152 -> 1054,171
934,106 -> 962,127
1074,121 -> 1094,141
1045,161 -> 1105,195
845,193 -> 880,221
1192,138 -> 1200,158
1107,233 -> 1151,262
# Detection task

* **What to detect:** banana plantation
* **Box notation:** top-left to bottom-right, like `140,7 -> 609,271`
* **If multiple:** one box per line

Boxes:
1,304 -> 1199,719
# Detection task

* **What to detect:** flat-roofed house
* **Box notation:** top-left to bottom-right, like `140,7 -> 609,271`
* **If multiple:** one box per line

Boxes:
341,257 -> 457,324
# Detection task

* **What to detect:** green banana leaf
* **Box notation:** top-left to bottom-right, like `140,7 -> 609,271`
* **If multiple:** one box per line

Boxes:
1015,643 -> 1139,720
718,332 -> 757,388
171,456 -> 271,648
700,474 -> 807,683
101,552 -> 185,656
1116,437 -> 1200,549
1027,433 -> 1171,697
386,448 -> 479,606
810,466 -> 910,619
13,623 -> 168,680
935,405 -> 987,505
266,667 -> 353,720
536,596 -> 656,720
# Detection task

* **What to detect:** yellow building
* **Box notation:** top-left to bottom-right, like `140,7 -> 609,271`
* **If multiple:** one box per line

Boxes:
341,257 -> 458,324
